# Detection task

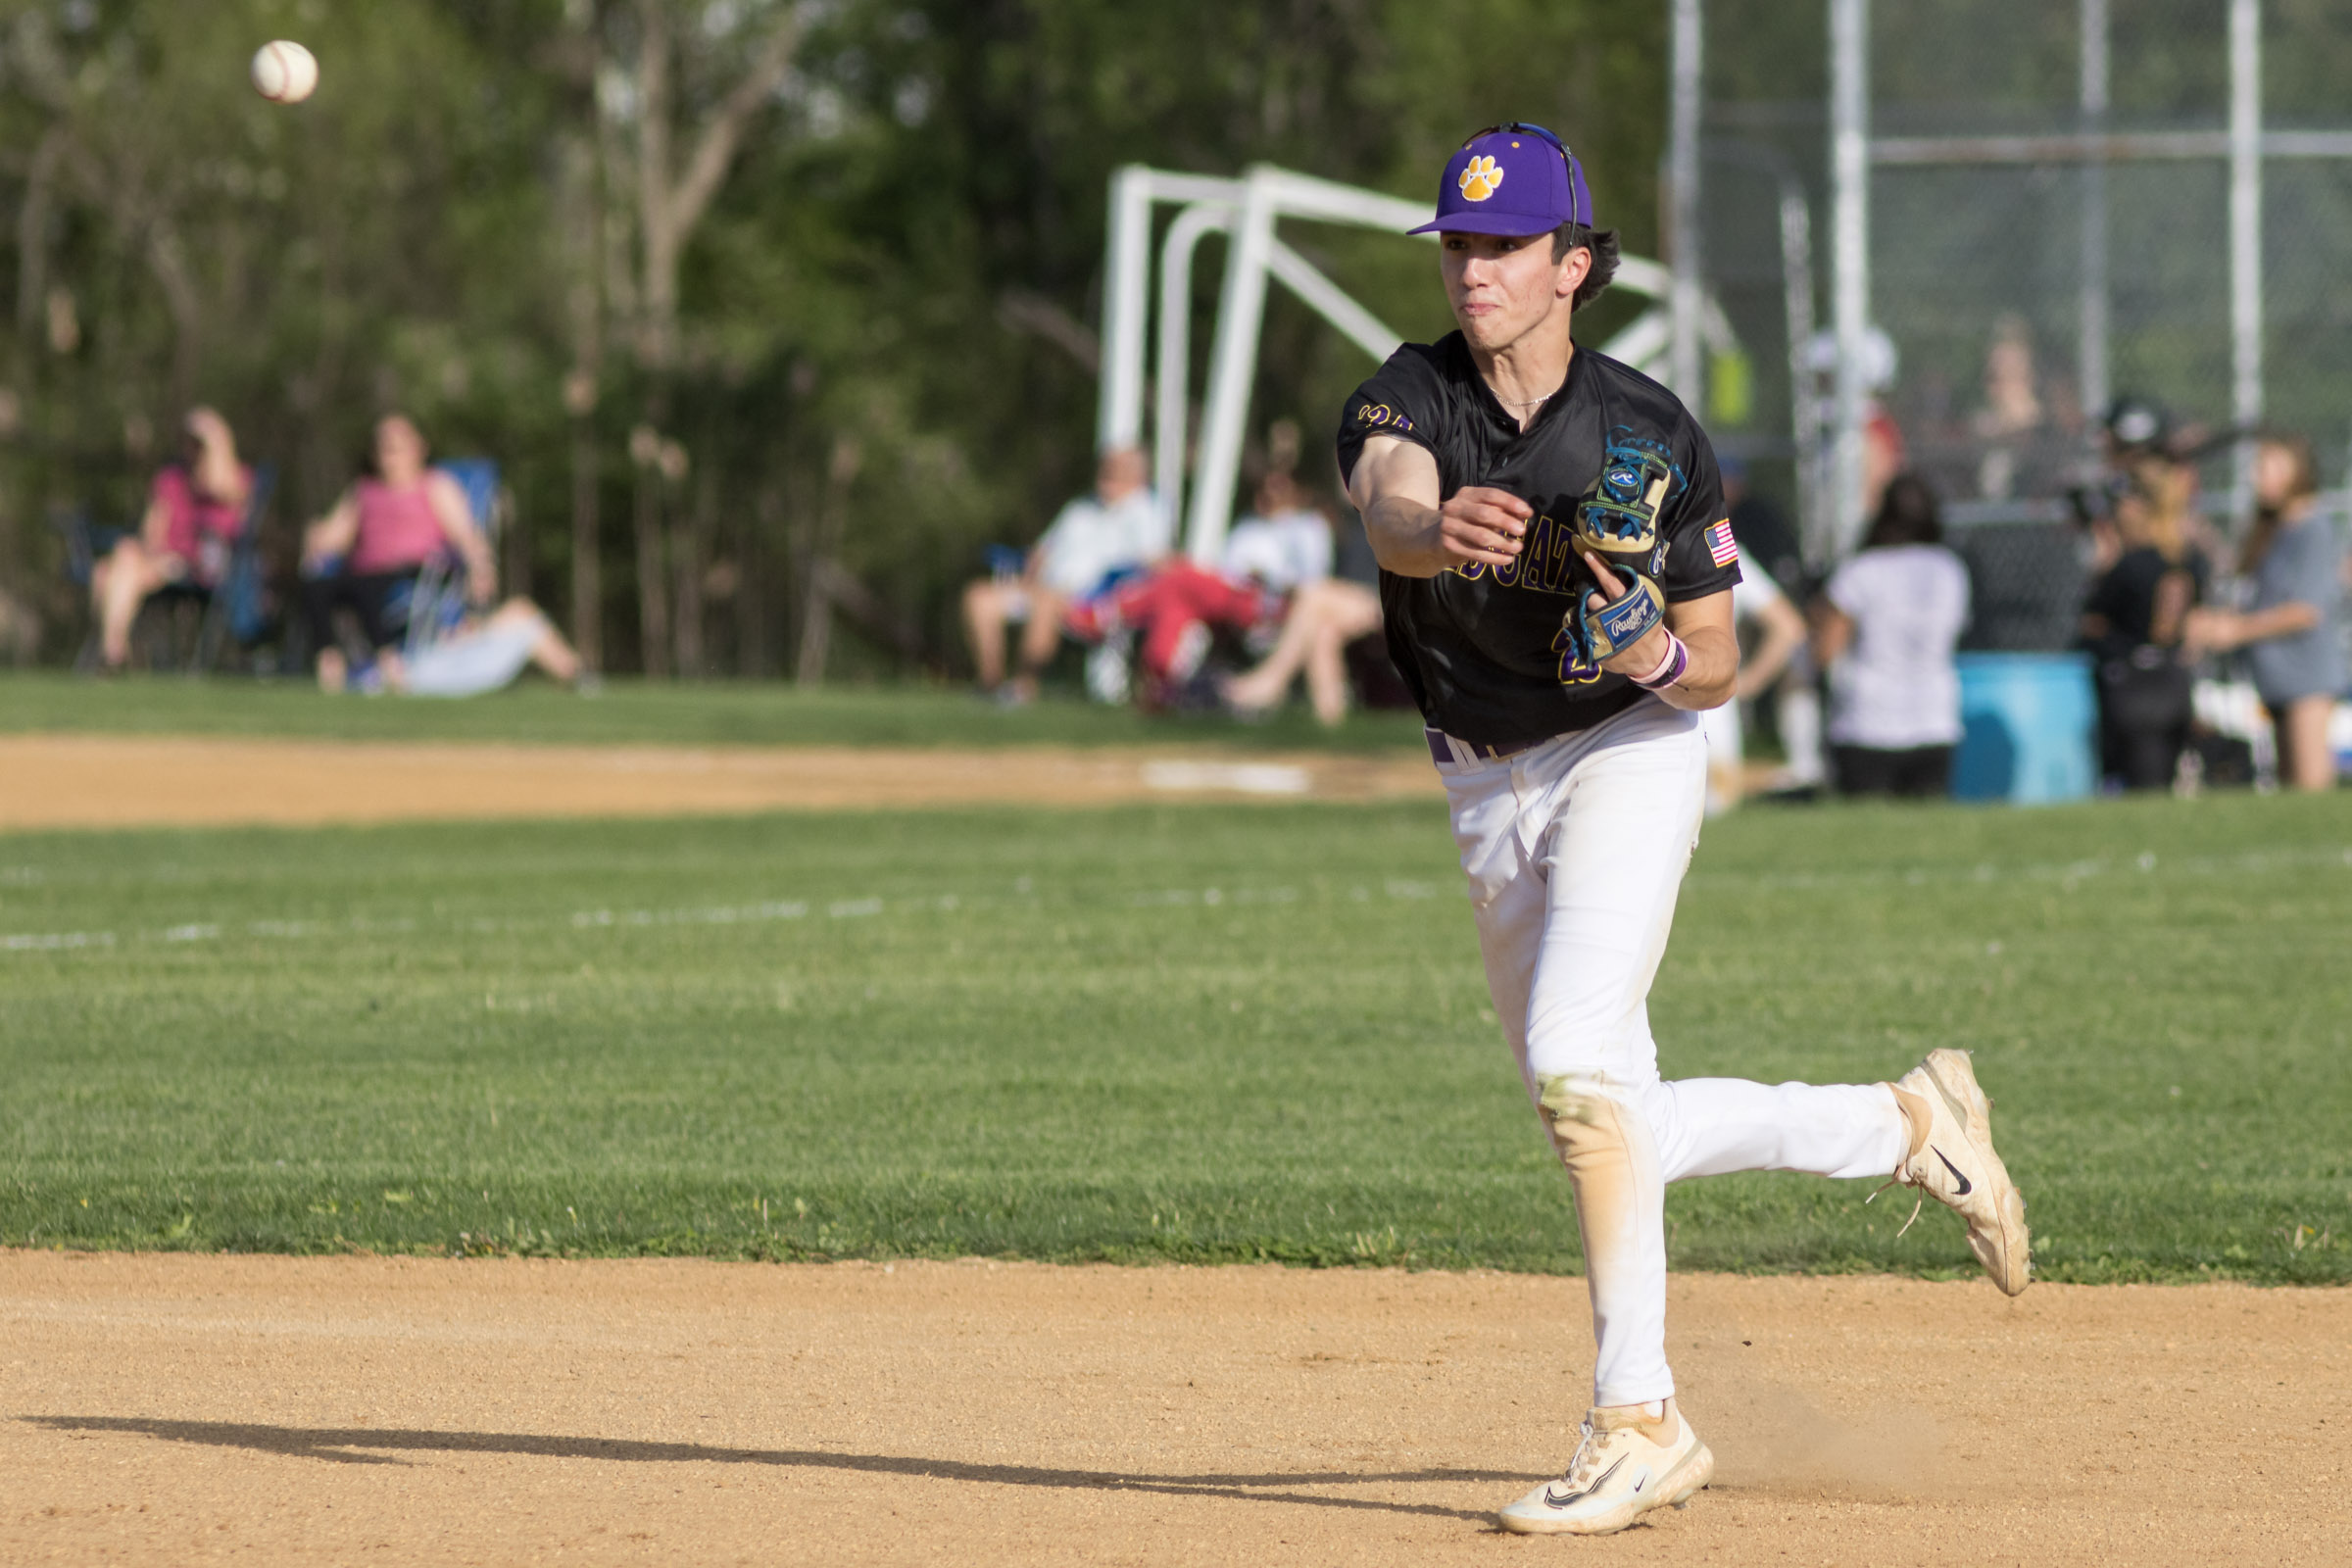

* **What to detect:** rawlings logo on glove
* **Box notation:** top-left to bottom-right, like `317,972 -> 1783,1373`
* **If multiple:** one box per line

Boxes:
1573,569 -> 1665,664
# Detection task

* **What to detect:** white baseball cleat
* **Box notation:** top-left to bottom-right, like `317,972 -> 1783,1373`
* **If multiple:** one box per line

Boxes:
1890,1048 -> 2032,1295
1497,1399 -> 1714,1536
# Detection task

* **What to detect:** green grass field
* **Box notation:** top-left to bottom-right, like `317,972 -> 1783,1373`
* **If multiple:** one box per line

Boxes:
0,672 -> 1423,752
4,791 -> 2348,1284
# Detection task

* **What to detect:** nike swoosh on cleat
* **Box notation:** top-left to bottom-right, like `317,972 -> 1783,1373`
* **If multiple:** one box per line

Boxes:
1544,1456 -> 1623,1508
1932,1146 -> 1973,1196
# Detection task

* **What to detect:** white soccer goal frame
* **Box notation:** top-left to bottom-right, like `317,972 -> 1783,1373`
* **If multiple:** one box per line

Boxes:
1098,163 -> 1720,564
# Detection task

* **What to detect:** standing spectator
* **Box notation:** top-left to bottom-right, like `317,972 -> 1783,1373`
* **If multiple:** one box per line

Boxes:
2186,434 -> 2345,792
88,408 -> 253,671
1811,474 -> 1970,798
1970,315 -> 2050,501
301,414 -> 494,692
2081,458 -> 2207,790
961,446 -> 1162,705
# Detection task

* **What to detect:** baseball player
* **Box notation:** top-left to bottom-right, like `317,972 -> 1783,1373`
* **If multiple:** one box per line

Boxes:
1338,123 -> 2031,1537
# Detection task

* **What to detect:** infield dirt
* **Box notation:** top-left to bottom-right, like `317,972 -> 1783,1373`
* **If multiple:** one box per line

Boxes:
0,734 -> 1440,829
2,1252 -> 2342,1566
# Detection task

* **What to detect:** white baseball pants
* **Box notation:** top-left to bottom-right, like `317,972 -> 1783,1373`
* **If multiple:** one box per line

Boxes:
1433,698 -> 1908,1408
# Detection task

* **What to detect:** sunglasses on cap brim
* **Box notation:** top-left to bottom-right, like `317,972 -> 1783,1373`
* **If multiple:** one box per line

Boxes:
1463,122 -> 1574,161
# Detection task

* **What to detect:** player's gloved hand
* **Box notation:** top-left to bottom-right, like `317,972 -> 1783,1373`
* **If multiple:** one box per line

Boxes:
1571,448 -> 1674,579
1572,550 -> 1669,673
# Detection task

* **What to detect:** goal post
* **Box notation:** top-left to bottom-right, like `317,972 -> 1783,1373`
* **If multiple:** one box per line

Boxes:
1099,163 -> 1726,564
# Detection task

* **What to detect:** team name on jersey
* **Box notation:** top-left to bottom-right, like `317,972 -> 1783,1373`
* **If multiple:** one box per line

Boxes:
1455,509 -> 1584,593
1454,427 -> 1683,594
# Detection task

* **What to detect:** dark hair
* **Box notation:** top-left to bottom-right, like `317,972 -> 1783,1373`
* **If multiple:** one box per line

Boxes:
2241,430 -> 2321,574
1863,472 -> 1942,550
1550,223 -> 1619,310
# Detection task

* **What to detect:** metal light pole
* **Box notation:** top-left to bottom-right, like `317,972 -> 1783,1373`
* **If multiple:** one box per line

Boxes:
2078,0 -> 2110,434
1828,0 -> 1871,558
1667,0 -> 1705,407
2228,0 -> 2264,514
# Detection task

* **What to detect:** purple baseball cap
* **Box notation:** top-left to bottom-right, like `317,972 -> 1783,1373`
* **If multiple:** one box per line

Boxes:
1408,123 -> 1593,237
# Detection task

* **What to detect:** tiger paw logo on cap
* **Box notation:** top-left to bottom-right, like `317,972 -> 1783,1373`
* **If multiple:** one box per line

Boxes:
1457,155 -> 1505,202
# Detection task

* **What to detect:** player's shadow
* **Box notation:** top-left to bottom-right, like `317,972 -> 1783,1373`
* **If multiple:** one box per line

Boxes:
23,1416 -> 1533,1523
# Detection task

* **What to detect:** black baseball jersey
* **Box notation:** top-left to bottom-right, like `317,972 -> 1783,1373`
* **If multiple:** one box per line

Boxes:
1337,332 -> 1739,747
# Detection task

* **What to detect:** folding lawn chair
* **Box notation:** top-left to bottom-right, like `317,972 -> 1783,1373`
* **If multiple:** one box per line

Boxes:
64,464 -> 277,674
400,459 -> 508,662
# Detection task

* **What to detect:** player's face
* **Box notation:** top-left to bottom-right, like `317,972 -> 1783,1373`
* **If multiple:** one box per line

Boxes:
1441,231 -> 1587,354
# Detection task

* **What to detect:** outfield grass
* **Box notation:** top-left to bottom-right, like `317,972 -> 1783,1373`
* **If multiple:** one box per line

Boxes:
3,792 -> 2348,1283
0,671 -> 1423,753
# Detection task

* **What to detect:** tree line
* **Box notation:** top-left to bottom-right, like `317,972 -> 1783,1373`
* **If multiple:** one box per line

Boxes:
0,0 -> 1676,677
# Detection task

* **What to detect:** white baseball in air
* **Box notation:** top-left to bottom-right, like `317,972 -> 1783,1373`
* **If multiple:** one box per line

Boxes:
251,40 -> 318,104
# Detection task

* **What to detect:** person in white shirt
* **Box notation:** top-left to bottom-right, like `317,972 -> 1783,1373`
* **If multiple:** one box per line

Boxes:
1218,485 -> 1333,594
1811,474 -> 1971,797
1065,470 -> 1332,709
1695,546 -> 1808,812
961,447 -> 1164,704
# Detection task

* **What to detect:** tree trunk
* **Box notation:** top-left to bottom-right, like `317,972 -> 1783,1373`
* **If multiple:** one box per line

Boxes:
569,414 -> 602,669
795,434 -> 861,687
673,453 -> 713,677
559,7 -> 605,669
16,128 -> 66,345
741,482 -> 782,677
502,485 -> 531,603
632,455 -> 669,677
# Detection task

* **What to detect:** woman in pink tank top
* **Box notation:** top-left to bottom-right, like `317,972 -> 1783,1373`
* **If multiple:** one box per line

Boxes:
348,475 -> 454,573
300,414 -> 496,691
89,407 -> 252,670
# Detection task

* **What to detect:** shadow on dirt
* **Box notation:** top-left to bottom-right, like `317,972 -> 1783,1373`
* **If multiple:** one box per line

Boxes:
24,1415 -> 1537,1522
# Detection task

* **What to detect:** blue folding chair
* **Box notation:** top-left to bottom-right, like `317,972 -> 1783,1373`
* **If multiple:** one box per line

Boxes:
401,459 -> 507,662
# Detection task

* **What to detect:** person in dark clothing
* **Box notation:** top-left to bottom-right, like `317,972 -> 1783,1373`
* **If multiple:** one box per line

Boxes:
1721,458 -> 1806,600
2080,457 -> 2207,791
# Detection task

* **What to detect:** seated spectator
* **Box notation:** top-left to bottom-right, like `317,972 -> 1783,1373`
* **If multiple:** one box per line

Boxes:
301,414 -> 495,692
88,408 -> 253,671
1221,509 -> 1385,726
373,597 -> 593,698
1074,470 -> 1329,709
1811,474 -> 1970,798
1696,545 -> 1808,812
2186,433 -> 2345,792
2081,457 -> 2208,791
961,446 -> 1163,705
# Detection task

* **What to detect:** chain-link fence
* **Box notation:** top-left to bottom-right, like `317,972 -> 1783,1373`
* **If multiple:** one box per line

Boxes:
1690,0 -> 2352,612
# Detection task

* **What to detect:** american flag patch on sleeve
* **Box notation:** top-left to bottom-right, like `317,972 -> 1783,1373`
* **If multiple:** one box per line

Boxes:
1705,518 -> 1740,568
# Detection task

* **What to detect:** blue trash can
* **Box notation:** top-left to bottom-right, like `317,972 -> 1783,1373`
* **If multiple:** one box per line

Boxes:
1952,652 -> 2098,804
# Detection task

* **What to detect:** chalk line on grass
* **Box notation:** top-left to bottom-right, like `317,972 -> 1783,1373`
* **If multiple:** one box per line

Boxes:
7,842 -> 2341,961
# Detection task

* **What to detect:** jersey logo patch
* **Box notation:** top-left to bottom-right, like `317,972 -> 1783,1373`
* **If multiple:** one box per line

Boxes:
1706,518 -> 1738,567
1458,156 -> 1504,202
1355,402 -> 1415,433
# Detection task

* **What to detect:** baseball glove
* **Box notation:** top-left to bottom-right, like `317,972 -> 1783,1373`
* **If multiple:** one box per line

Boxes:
1572,568 -> 1666,666
1573,446 -> 1676,579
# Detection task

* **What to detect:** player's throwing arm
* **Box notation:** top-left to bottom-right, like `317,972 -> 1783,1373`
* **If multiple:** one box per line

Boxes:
1334,122 -> 2031,1540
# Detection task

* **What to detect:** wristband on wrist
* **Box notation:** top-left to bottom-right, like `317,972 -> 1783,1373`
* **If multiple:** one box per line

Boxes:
1631,632 -> 1689,692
